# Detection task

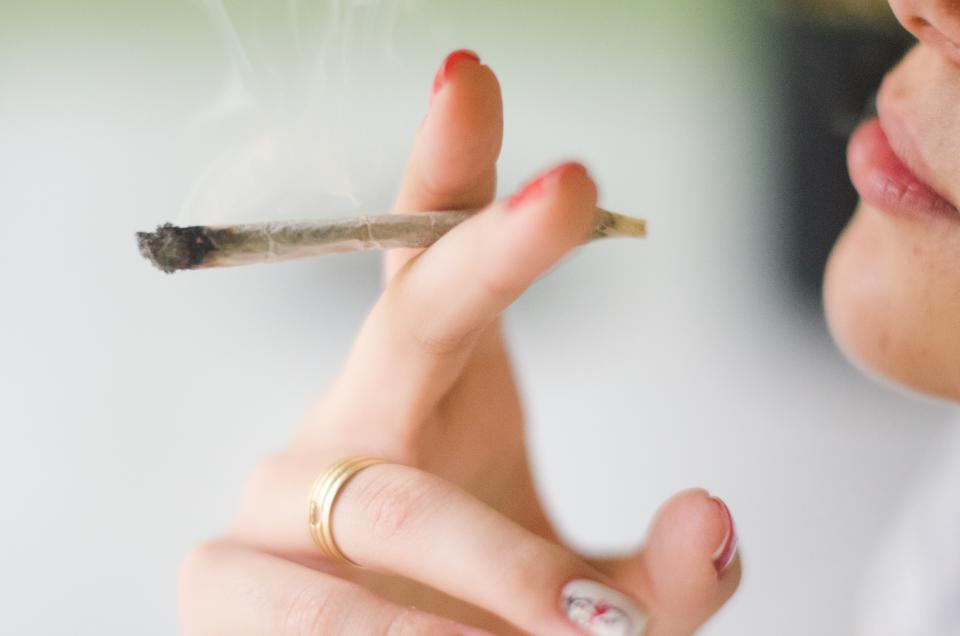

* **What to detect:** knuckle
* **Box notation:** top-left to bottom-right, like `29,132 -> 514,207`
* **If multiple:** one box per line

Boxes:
383,609 -> 458,636
177,539 -> 228,616
352,466 -> 446,542
496,539 -> 577,595
386,279 -> 481,358
179,539 -> 222,585
478,267 -> 524,304
282,584 -> 342,636
411,327 -> 475,357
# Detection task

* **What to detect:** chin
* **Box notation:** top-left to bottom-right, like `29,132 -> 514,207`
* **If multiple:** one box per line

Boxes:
824,202 -> 960,403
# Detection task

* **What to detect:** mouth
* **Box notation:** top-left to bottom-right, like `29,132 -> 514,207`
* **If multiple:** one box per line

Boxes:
847,108 -> 957,221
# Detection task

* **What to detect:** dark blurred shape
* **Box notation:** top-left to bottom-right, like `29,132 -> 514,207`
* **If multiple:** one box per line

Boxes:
771,4 -> 912,299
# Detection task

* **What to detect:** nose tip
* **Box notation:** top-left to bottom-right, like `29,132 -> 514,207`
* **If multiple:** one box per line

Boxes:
891,0 -> 960,63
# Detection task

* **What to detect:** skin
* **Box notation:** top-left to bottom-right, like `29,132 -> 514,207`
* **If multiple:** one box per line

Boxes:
826,0 -> 960,401
179,54 -> 740,634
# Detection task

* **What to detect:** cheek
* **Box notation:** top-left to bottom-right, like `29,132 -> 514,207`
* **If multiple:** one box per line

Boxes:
824,204 -> 960,401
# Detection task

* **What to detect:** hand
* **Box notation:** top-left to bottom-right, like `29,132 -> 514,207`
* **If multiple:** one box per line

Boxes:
179,49 -> 741,636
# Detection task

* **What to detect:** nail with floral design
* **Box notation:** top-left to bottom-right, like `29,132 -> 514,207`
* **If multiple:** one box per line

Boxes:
561,579 -> 648,636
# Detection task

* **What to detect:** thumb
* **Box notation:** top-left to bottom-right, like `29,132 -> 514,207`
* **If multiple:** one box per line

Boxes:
594,489 -> 741,636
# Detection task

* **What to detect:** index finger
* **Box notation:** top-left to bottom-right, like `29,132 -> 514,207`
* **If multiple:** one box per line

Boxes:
385,49 -> 503,281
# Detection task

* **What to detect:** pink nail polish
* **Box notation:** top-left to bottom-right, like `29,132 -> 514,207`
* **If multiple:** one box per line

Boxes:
507,161 -> 586,210
432,49 -> 480,95
711,496 -> 738,575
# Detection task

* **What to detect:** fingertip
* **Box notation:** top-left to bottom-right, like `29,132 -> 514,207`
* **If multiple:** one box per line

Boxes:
431,48 -> 481,96
642,489 -> 738,604
651,489 -> 733,568
409,51 -> 503,205
710,496 -> 738,576
454,160 -> 597,292
549,161 -> 598,237
426,56 -> 502,140
505,161 -> 598,237
385,159 -> 601,366
597,491 -> 741,634
561,161 -> 599,218
429,49 -> 500,112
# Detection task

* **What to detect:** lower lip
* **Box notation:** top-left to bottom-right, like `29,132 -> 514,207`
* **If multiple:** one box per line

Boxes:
847,118 -> 957,220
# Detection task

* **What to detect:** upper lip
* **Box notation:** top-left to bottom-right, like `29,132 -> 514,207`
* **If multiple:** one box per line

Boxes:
875,80 -> 951,204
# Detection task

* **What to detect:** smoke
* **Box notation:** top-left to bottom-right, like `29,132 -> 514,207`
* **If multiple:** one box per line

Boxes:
180,0 -> 418,224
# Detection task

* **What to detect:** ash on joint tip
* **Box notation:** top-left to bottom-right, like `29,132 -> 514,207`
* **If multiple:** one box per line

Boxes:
136,224 -> 216,273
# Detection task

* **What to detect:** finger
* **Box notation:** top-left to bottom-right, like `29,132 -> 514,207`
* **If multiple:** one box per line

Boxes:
596,490 -> 742,636
232,454 -> 649,636
323,163 -> 598,435
178,540 -> 493,636
385,49 -> 503,282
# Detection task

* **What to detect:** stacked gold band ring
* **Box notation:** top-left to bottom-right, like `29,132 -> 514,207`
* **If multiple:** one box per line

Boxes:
307,456 -> 388,566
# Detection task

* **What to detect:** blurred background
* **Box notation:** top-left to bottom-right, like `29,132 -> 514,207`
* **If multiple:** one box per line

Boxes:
1,1 -> 954,634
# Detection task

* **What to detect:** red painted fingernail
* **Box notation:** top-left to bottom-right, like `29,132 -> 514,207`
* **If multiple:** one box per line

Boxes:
432,49 -> 480,95
711,496 -> 739,575
507,161 -> 586,210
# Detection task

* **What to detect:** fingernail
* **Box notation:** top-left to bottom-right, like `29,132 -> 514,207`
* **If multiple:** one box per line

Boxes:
507,161 -> 586,210
432,49 -> 480,95
561,580 -> 648,636
711,496 -> 738,575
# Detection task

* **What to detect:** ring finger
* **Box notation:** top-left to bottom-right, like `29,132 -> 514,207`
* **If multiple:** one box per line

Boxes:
231,453 -> 649,636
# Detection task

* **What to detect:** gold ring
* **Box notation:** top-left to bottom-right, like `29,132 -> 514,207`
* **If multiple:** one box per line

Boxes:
307,456 -> 388,566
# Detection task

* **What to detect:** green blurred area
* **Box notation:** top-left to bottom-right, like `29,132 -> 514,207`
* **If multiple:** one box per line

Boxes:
2,0 -> 746,26
1,0 -> 766,139
1,0 -> 757,55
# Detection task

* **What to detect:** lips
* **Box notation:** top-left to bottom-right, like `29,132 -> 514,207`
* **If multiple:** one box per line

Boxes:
847,108 -> 958,220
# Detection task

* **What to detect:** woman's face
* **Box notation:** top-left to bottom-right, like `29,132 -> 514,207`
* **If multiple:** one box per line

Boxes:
825,0 -> 960,401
